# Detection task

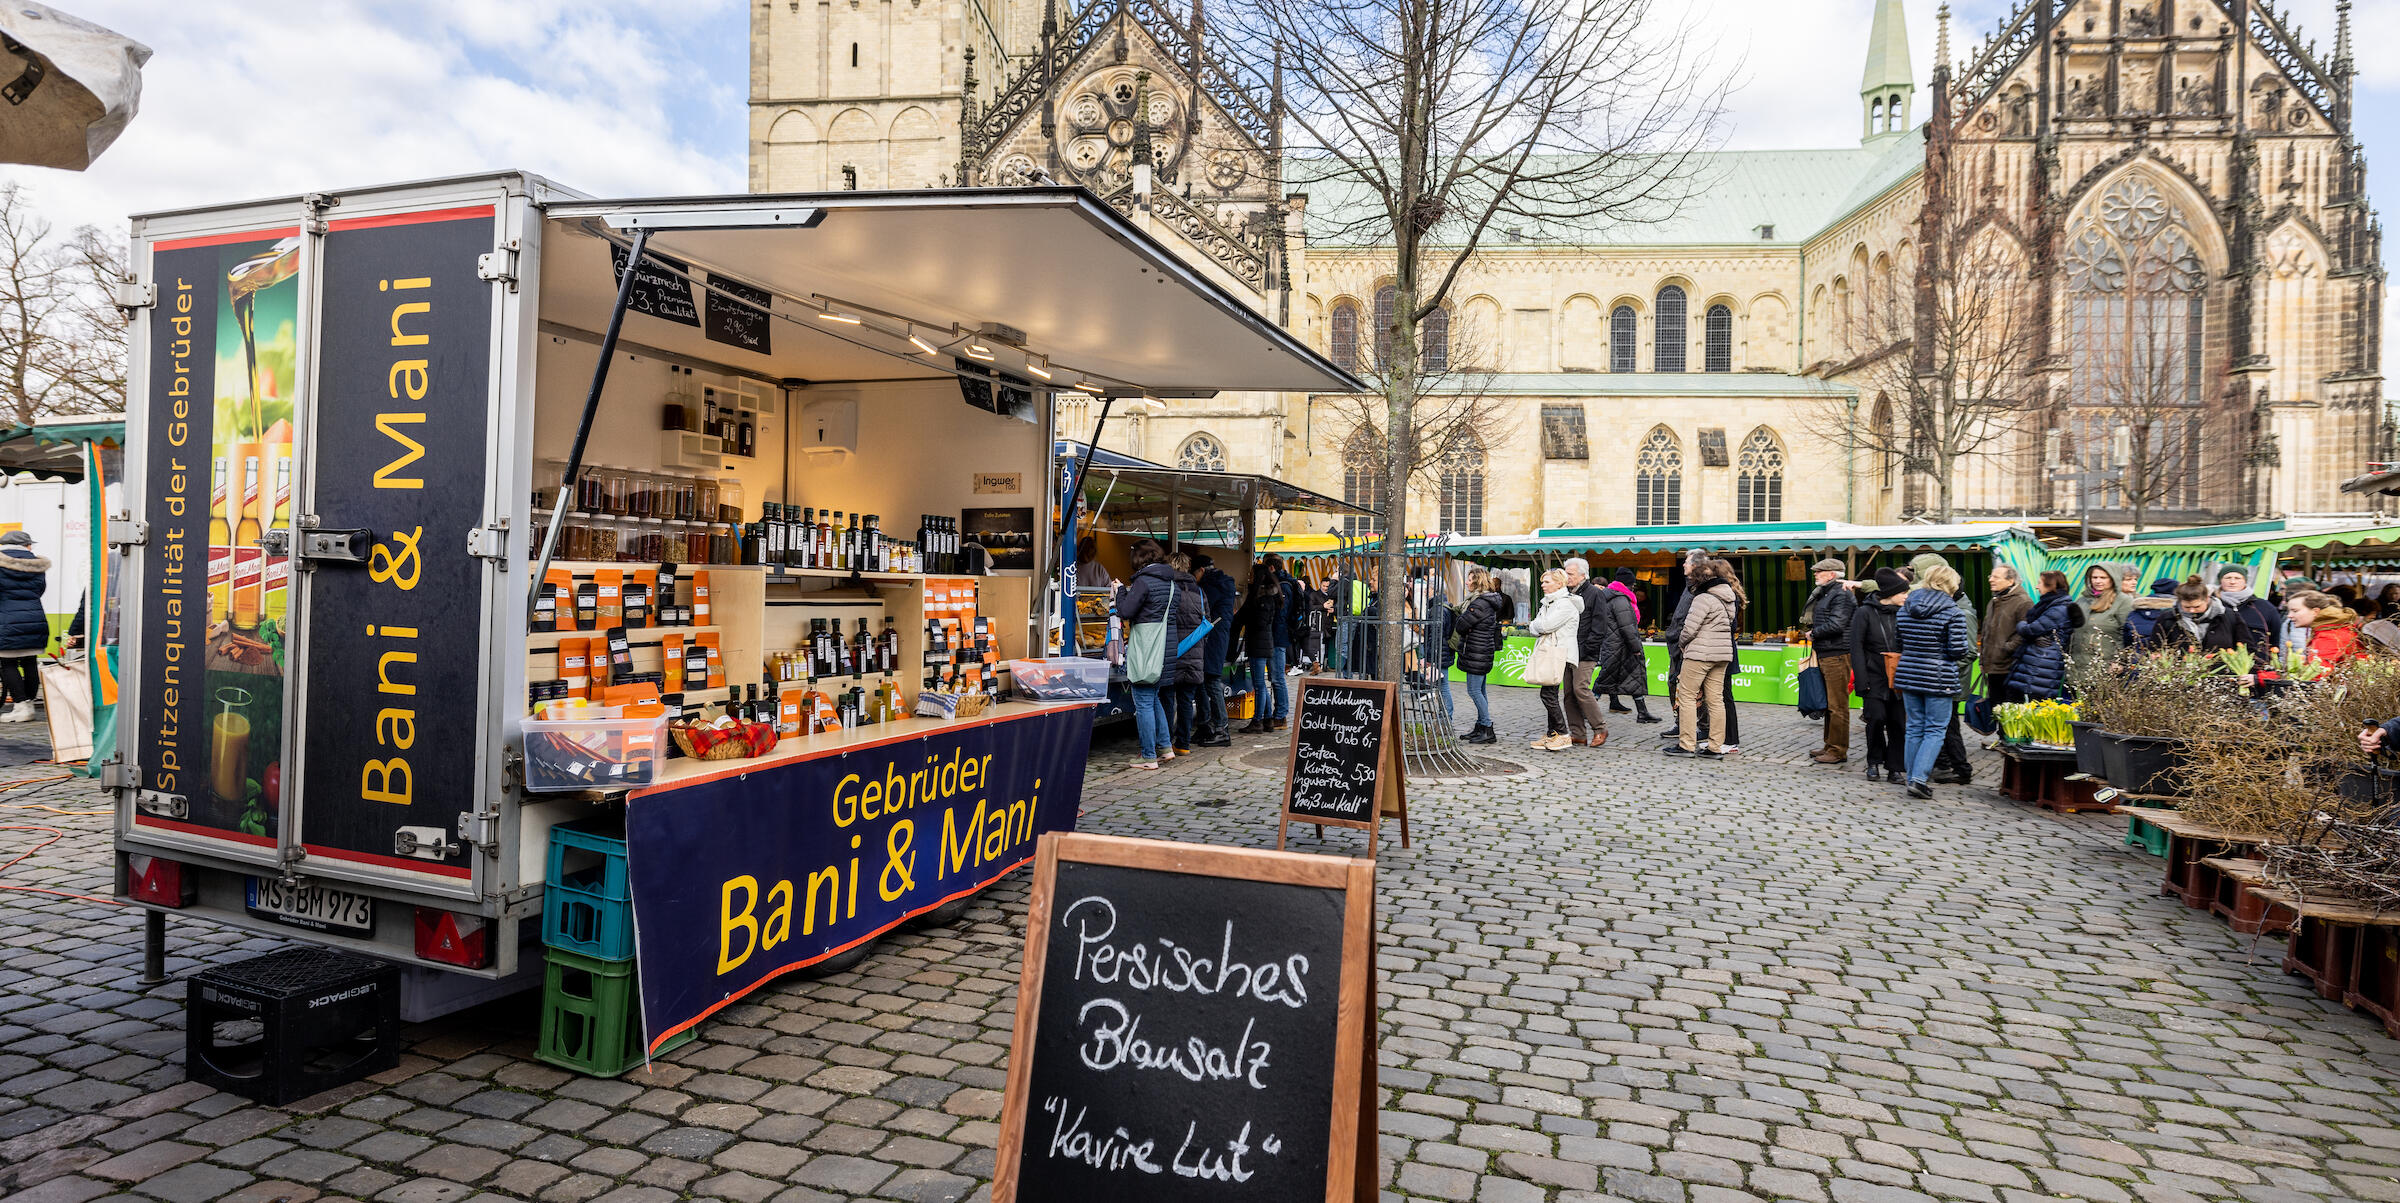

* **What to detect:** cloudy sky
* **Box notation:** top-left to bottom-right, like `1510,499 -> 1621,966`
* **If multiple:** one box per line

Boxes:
1,0 -> 2392,294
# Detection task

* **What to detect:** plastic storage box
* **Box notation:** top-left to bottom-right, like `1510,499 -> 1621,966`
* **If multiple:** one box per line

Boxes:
519,710 -> 665,792
544,819 -> 635,961
1009,657 -> 1110,701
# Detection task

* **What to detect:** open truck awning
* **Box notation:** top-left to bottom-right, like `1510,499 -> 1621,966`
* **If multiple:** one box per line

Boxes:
539,188 -> 1366,398
0,412 -> 123,479
1056,441 -> 1375,522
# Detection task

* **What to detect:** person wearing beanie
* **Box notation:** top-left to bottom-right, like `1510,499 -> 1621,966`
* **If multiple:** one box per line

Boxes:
0,530 -> 48,722
1657,549 -> 1712,741
2124,575 -> 2185,647
1847,567 -> 1910,783
1802,557 -> 1856,764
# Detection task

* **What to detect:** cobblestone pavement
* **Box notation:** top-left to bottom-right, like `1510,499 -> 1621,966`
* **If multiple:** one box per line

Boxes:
8,686 -> 2400,1203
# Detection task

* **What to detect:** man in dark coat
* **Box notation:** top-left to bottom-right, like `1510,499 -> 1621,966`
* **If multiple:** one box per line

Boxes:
1803,558 -> 1858,765
1588,579 -> 1645,704
1846,569 -> 1908,781
1561,557 -> 1612,747
2216,567 -> 2282,652
1192,554 -> 1238,746
1980,565 -> 2033,707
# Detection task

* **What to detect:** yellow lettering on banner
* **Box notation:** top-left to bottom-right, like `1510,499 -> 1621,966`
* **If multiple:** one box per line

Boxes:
372,413 -> 426,486
803,866 -> 840,934
388,298 -> 431,347
762,881 -> 792,948
361,757 -> 412,805
941,802 -> 983,879
719,876 -> 759,973
831,773 -> 859,826
377,649 -> 417,695
374,708 -> 416,749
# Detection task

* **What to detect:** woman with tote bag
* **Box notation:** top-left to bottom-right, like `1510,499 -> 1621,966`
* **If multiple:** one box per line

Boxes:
1524,568 -> 1583,752
1114,538 -> 1180,770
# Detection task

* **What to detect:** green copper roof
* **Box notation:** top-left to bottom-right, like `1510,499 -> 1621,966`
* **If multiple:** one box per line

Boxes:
1861,0 -> 1914,96
1298,144 -> 1923,248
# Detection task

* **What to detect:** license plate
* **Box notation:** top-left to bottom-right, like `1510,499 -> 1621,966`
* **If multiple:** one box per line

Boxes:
246,877 -> 375,936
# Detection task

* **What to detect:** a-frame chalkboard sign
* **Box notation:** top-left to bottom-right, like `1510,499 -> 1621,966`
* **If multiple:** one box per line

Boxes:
1278,677 -> 1409,855
992,833 -> 1379,1203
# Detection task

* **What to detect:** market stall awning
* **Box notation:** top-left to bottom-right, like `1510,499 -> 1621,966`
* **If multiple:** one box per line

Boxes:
1442,521 -> 2050,585
0,413 -> 121,479
1058,441 -> 1376,522
2047,517 -> 2400,588
540,188 -> 1366,399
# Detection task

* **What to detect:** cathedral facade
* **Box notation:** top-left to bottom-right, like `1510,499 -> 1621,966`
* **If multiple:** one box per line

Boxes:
749,0 -> 2383,534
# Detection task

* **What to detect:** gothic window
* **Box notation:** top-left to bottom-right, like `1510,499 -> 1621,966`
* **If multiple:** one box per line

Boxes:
1655,285 -> 1688,372
1735,428 -> 1785,523
1341,427 -> 1383,535
2064,174 -> 2210,510
1634,426 -> 1682,527
1437,436 -> 1485,536
1704,305 -> 1733,372
1871,394 -> 1896,490
1329,301 -> 1360,372
1176,433 -> 1227,472
1423,305 -> 1450,372
1540,405 -> 1588,459
1610,305 -> 1636,372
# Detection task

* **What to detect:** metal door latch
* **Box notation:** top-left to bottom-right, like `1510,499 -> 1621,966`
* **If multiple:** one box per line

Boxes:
478,243 -> 520,289
134,789 -> 188,819
395,825 -> 459,860
263,528 -> 374,563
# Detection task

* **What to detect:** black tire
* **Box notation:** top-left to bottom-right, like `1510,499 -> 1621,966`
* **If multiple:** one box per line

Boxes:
914,895 -> 975,928
793,938 -> 877,979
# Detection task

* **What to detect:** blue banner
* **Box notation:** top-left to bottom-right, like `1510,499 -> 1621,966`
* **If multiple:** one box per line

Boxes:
627,705 -> 1094,1048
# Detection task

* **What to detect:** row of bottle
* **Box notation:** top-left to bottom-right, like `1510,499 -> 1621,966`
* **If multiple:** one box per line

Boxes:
545,460 -> 746,526
548,515 -> 747,566
660,367 -> 758,458
751,507 -> 963,574
766,618 -> 901,682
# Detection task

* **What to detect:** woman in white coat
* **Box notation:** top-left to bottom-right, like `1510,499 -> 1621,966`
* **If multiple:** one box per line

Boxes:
1526,568 -> 1585,752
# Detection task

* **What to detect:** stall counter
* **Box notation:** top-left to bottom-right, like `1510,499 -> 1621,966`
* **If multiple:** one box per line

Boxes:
628,700 -> 1089,798
1451,636 -> 1811,706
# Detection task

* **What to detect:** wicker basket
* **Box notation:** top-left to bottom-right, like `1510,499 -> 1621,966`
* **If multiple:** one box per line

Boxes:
671,721 -> 778,761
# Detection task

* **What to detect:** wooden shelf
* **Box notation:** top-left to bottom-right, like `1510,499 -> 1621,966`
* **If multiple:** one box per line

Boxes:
527,624 -> 719,650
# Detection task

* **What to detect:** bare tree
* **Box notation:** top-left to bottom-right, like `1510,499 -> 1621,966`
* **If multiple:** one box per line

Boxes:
1806,221 -> 2044,523
0,183 -> 129,427
1225,0 -> 1725,678
1318,303 -> 1515,510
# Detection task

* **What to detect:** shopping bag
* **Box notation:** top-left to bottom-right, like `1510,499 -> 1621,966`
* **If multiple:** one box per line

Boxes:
1125,581 -> 1177,684
1796,665 -> 1828,719
39,656 -> 91,763
1524,637 -> 1567,686
1963,690 -> 1999,736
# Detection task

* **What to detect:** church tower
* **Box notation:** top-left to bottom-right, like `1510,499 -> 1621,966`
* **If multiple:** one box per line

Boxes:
1861,0 -> 1914,143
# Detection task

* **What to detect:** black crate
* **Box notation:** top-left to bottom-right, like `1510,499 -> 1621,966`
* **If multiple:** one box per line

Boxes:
186,947 -> 401,1106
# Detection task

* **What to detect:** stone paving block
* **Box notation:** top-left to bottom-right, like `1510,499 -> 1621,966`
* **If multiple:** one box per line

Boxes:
133,1163 -> 256,1203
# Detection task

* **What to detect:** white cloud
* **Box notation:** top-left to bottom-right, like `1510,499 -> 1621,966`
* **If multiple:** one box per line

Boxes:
0,0 -> 745,237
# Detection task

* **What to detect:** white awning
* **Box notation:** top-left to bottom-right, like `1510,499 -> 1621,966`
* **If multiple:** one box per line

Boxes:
540,188 -> 1363,399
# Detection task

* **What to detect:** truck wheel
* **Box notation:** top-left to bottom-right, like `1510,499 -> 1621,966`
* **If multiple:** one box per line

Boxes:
794,939 -> 876,979
916,896 -> 974,928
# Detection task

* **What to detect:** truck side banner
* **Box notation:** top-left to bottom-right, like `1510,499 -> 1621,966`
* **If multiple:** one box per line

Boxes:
297,208 -> 495,879
628,706 -> 1094,1048
135,229 -> 300,850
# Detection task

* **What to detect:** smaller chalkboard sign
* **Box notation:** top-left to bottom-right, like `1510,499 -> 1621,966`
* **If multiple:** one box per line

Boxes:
609,243 -> 700,328
1279,678 -> 1409,854
993,833 -> 1377,1203
703,272 -> 772,354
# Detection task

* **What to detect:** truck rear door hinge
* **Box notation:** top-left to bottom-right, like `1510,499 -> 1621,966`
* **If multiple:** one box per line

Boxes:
99,760 -> 128,791
114,281 -> 156,312
397,826 -> 460,861
478,243 -> 520,291
106,519 -> 148,548
466,522 -> 509,560
456,809 -> 500,852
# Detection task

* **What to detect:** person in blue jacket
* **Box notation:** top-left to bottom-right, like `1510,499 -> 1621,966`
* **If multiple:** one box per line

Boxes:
0,531 -> 50,722
2003,570 -> 2081,701
2123,576 -> 2183,647
1893,564 -> 1975,799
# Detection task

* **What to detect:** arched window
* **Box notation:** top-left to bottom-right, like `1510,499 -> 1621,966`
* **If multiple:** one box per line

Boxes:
1610,305 -> 1636,372
1373,285 -> 1396,369
1176,432 -> 1227,472
1422,305 -> 1450,372
1328,301 -> 1360,373
1341,427 -> 1383,536
1655,285 -> 1687,372
1634,427 -> 1682,527
2063,173 -> 2211,511
1703,305 -> 1733,372
1870,96 -> 1885,134
1437,435 -> 1484,535
1872,394 -> 1896,490
1735,427 -> 1785,523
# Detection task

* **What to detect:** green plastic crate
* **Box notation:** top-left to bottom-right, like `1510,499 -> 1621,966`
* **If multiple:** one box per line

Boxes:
536,947 -> 691,1077
2125,813 -> 2170,858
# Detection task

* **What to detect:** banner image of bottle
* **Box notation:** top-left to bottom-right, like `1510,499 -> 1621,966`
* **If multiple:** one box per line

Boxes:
264,434 -> 294,629
207,456 -> 231,627
230,444 -> 264,632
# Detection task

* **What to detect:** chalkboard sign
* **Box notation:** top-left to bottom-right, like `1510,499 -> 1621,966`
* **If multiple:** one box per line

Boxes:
609,243 -> 699,327
994,834 -> 1377,1203
1279,678 -> 1408,854
703,272 -> 772,354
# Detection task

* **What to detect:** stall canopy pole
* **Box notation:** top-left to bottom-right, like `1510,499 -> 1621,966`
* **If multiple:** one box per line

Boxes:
1057,395 -> 1119,606
529,227 -> 650,619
